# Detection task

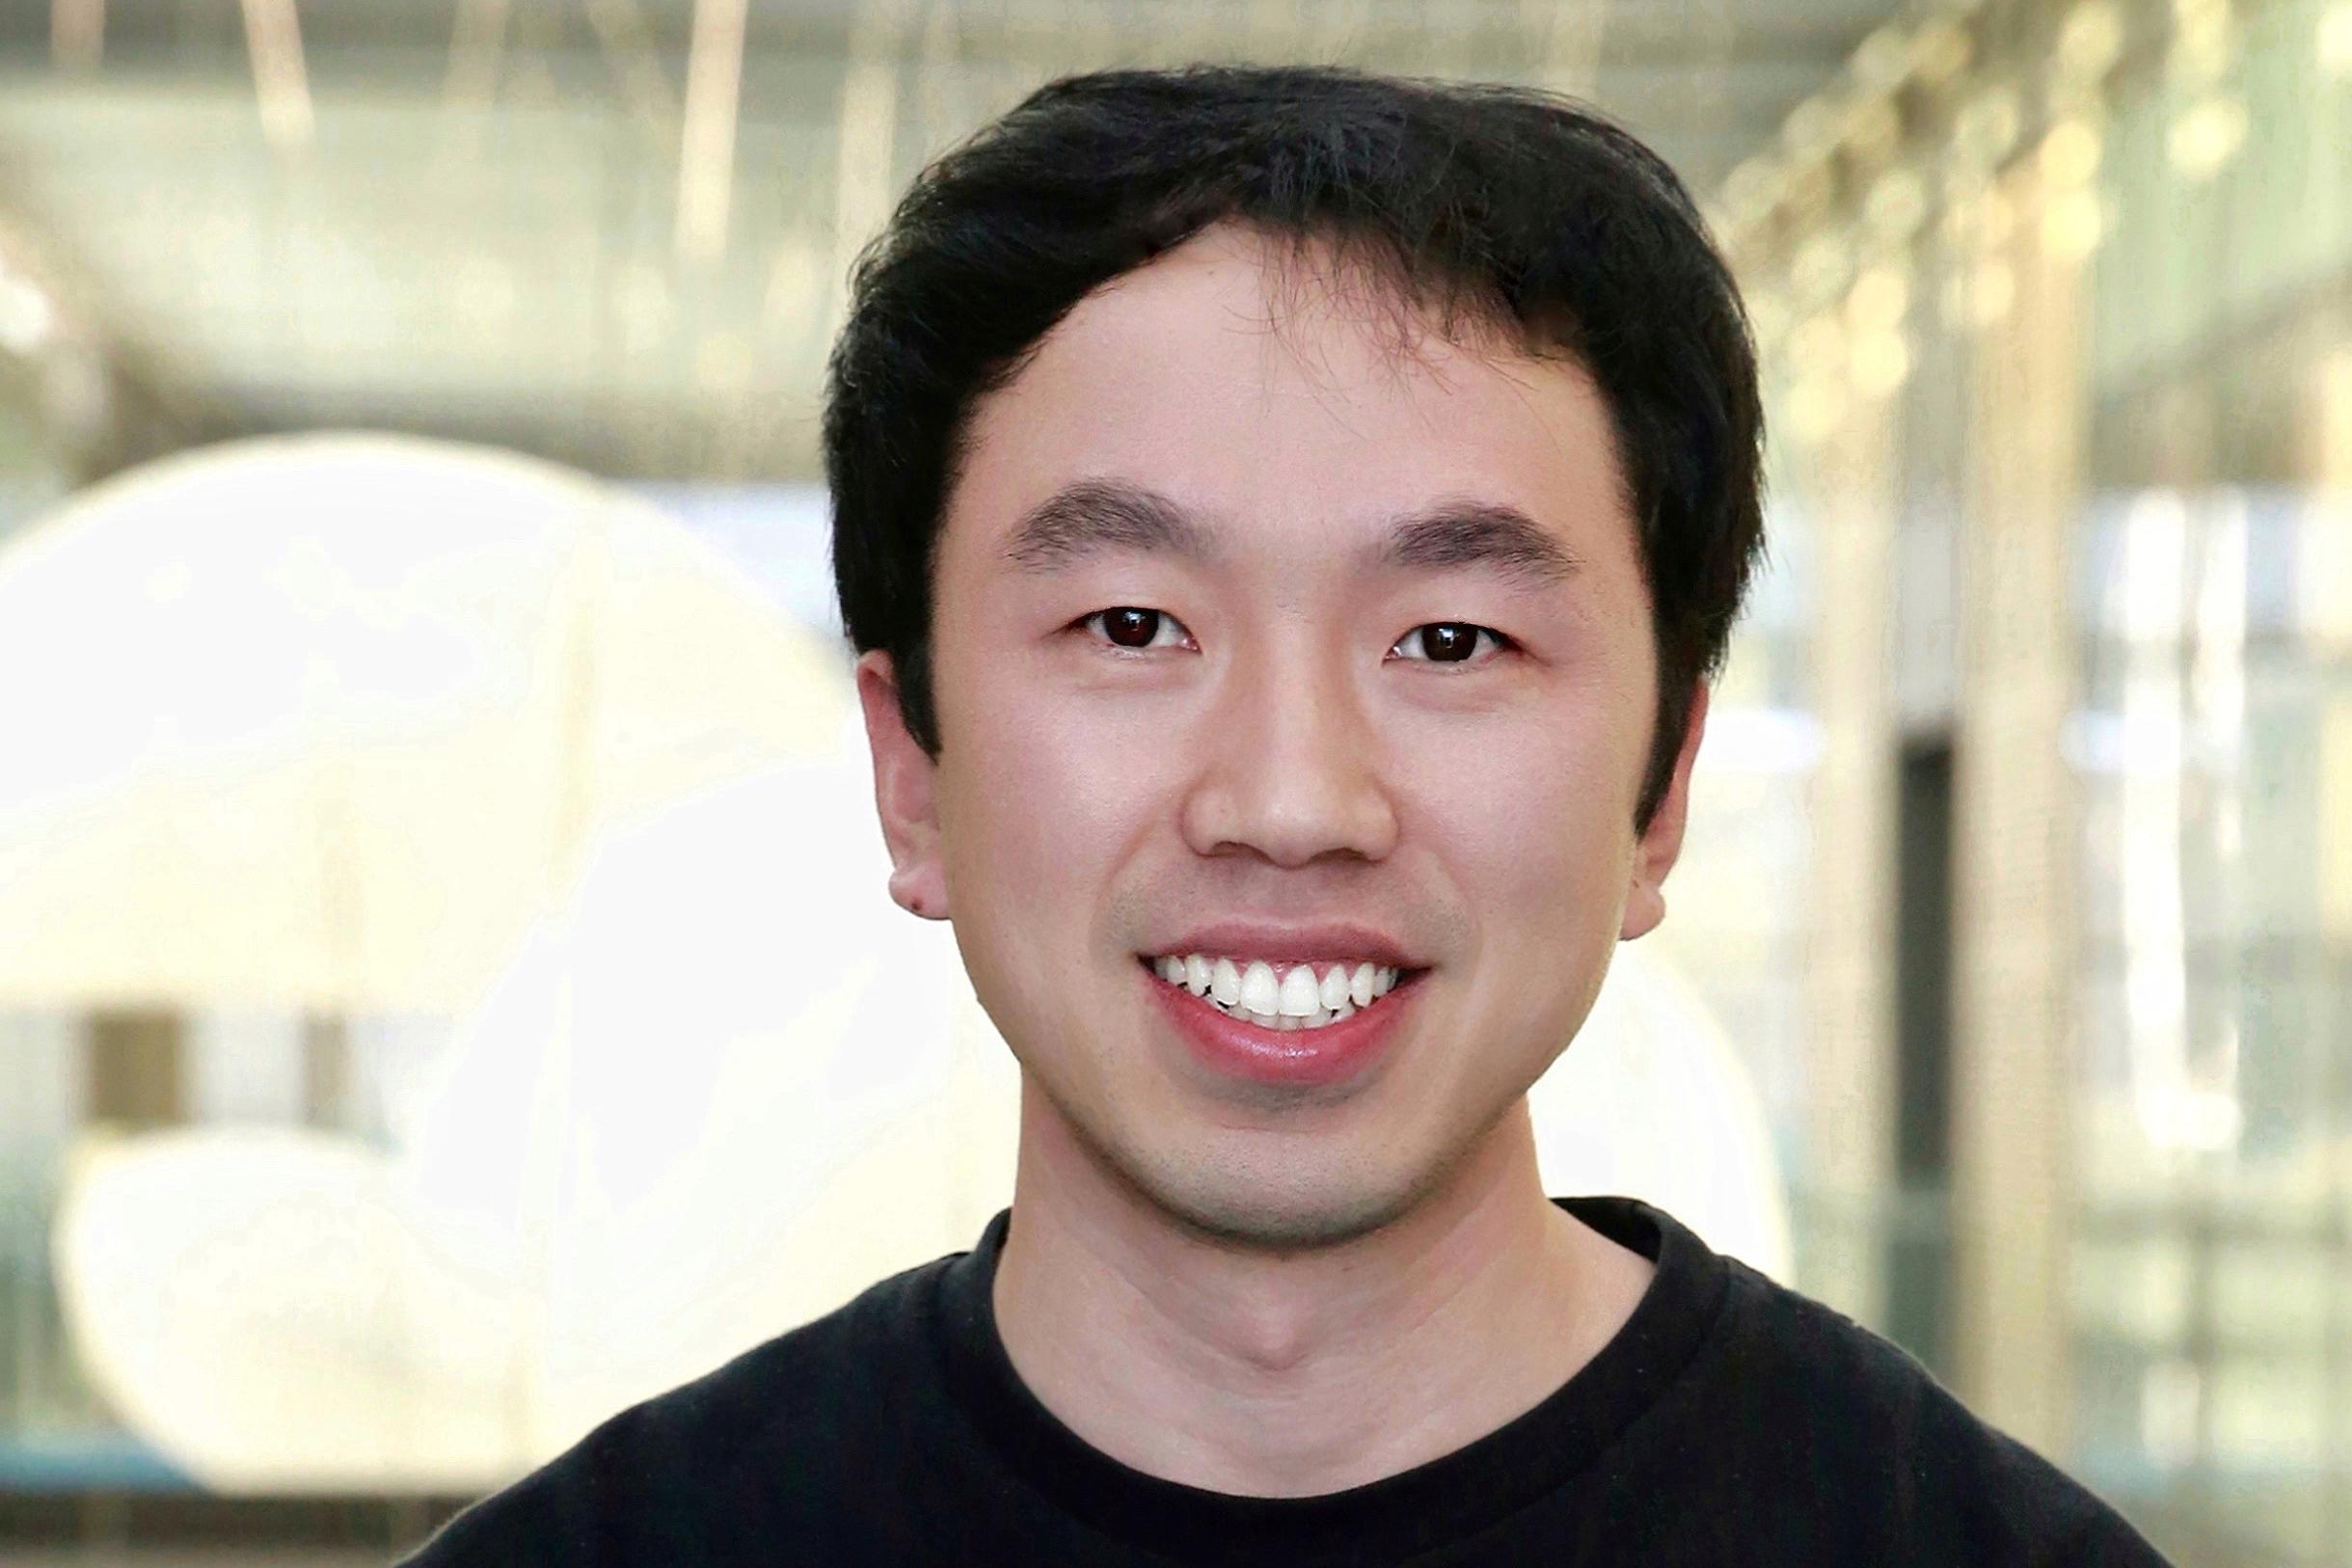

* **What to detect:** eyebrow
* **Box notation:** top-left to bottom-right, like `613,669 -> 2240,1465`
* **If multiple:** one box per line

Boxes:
1001,478 -> 1580,589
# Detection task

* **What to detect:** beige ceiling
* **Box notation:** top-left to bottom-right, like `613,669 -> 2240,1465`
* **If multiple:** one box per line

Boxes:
0,0 -> 1902,480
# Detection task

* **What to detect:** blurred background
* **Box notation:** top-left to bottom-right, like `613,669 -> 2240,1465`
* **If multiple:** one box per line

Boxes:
0,0 -> 2344,1563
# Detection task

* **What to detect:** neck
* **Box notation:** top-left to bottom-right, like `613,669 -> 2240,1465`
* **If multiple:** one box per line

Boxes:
990,1081 -> 1654,1497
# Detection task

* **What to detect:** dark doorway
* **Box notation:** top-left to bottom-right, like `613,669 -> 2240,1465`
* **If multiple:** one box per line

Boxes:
1887,736 -> 1955,1375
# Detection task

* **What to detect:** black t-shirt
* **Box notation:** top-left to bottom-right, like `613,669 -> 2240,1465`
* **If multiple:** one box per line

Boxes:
401,1195 -> 2172,1565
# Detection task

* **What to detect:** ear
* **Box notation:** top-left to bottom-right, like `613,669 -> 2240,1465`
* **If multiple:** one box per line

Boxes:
855,649 -> 952,922
1618,682 -> 1709,943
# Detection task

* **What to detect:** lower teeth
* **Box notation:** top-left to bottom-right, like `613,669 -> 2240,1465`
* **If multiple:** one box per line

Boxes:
1203,989 -> 1364,1031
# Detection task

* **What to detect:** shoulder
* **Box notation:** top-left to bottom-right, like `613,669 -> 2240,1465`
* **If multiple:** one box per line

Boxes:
1694,1256 -> 2169,1564
396,1252 -> 953,1568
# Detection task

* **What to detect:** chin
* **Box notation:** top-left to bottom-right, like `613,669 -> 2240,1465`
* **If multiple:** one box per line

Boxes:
1026,1030 -> 1520,1254
1110,1132 -> 1457,1256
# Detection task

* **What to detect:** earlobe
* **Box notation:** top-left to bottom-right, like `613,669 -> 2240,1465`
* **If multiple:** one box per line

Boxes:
1619,884 -> 1666,944
1619,682 -> 1710,943
855,649 -> 952,922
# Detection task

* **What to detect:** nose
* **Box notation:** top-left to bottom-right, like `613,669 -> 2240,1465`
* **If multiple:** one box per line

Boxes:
1178,636 -> 1400,868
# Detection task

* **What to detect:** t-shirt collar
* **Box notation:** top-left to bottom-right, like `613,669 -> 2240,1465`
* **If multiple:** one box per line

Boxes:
927,1193 -> 1730,1562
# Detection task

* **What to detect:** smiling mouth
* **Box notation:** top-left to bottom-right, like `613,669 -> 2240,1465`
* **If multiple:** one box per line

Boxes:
1123,949 -> 1420,1034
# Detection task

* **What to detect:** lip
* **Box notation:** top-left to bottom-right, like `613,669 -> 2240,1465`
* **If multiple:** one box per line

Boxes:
1141,920 -> 1422,970
1140,956 -> 1424,1090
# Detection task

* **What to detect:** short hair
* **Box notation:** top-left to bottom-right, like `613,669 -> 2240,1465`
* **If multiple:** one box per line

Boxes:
825,64 -> 1765,829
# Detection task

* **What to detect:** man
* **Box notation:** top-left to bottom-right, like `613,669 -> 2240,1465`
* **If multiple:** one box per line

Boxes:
407,67 -> 2169,1564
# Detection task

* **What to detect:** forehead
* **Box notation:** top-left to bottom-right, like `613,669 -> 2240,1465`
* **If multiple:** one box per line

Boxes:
946,226 -> 1635,572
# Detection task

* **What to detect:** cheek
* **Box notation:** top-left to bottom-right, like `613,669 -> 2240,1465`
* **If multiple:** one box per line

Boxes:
935,661 -> 1166,935
1438,726 -> 1635,1081
1406,708 -> 1638,930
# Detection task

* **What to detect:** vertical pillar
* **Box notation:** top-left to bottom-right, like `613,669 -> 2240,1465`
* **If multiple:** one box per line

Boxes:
1800,382 -> 1902,1325
1949,159 -> 2086,1453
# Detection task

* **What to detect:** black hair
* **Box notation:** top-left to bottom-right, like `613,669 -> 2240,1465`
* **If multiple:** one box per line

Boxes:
825,64 -> 1765,829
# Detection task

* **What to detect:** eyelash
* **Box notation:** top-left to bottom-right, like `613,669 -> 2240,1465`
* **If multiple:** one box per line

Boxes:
1072,608 -> 1517,666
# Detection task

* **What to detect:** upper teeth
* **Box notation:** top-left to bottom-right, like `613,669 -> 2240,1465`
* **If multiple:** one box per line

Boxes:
1148,954 -> 1401,1030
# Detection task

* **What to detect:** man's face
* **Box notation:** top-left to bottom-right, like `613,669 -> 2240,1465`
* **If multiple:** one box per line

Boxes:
860,225 -> 1702,1250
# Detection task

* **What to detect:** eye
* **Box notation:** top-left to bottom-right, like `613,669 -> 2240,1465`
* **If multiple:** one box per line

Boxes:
1389,622 -> 1515,665
1077,607 -> 1195,653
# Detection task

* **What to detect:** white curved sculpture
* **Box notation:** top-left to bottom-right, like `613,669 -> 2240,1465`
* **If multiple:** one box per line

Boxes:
54,1124 -> 535,1493
0,431 -> 844,1014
